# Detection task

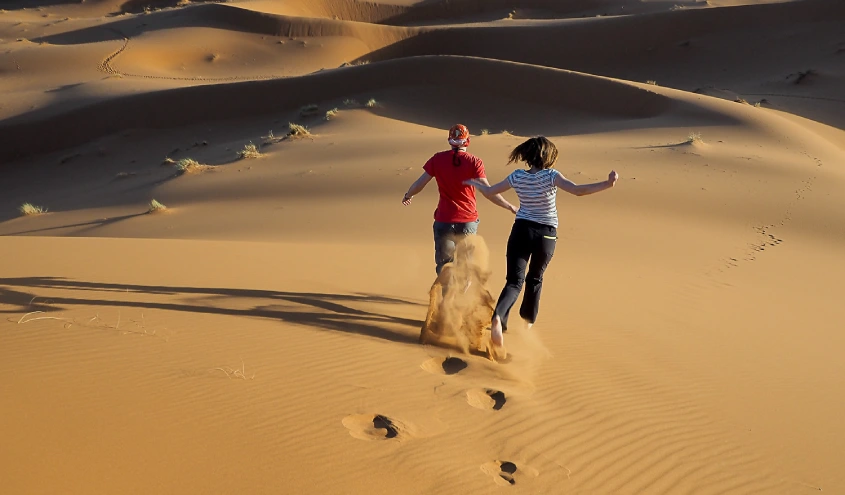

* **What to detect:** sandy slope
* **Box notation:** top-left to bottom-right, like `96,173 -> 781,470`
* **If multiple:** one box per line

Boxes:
1,0 -> 844,494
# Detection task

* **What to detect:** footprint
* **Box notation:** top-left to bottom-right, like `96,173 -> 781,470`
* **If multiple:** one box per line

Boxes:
421,356 -> 467,375
441,357 -> 468,374
342,413 -> 403,441
481,460 -> 519,486
466,388 -> 506,411
498,462 -> 518,484
372,415 -> 399,438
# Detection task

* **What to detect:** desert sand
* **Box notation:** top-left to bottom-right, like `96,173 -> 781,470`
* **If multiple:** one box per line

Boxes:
1,0 -> 844,493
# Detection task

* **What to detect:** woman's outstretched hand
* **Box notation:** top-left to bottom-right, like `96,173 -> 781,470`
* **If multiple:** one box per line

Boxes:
608,170 -> 619,186
402,193 -> 413,206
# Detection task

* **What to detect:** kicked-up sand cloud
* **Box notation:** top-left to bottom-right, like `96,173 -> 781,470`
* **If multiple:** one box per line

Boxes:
419,235 -> 506,360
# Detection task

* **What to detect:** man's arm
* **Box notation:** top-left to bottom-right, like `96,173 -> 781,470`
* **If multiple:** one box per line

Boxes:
555,170 -> 619,196
402,172 -> 433,205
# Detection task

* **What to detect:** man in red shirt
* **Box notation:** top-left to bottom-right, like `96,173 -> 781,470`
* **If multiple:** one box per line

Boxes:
402,124 -> 517,274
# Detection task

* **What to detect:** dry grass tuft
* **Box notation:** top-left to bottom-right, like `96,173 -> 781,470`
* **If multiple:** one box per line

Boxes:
480,129 -> 490,136
287,122 -> 311,138
686,132 -> 703,145
148,199 -> 167,213
161,157 -> 176,166
325,108 -> 339,120
299,104 -> 319,117
365,98 -> 379,108
237,142 -> 261,159
262,130 -> 277,145
734,98 -> 749,104
175,158 -> 212,175
646,80 -> 658,86
19,203 -> 46,216
343,99 -> 358,106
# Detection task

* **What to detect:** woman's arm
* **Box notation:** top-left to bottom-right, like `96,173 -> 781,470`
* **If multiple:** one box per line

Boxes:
402,172 -> 433,205
465,177 -> 512,196
473,178 -> 518,213
555,170 -> 618,196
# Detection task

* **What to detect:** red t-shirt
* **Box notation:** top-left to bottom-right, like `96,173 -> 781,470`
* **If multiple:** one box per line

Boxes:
423,150 -> 486,223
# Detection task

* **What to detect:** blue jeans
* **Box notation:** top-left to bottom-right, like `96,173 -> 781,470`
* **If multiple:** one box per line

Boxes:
433,220 -> 479,274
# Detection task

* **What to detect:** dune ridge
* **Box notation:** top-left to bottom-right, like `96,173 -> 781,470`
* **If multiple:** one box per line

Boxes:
238,0 -> 410,23
35,3 -> 420,45
4,0 -> 840,132
365,0 -> 845,61
0,55 -> 679,163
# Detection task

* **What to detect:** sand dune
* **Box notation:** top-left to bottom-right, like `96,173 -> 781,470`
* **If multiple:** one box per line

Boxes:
1,0 -> 844,493
0,55 -> 693,162
4,0 -> 840,127
238,0 -> 410,22
360,0 -> 845,126
34,3 -> 418,45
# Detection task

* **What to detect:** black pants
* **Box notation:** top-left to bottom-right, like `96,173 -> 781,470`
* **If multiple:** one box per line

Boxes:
494,219 -> 557,330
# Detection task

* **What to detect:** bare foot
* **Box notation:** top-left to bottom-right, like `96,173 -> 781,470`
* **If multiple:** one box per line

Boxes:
491,314 -> 504,347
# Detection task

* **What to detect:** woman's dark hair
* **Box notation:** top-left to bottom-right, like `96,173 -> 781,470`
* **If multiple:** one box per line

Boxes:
508,136 -> 558,170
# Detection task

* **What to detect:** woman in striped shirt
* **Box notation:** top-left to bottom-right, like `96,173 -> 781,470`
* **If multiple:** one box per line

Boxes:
466,136 -> 618,351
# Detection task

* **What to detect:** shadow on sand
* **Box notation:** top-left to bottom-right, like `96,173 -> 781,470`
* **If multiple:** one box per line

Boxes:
0,277 -> 424,345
